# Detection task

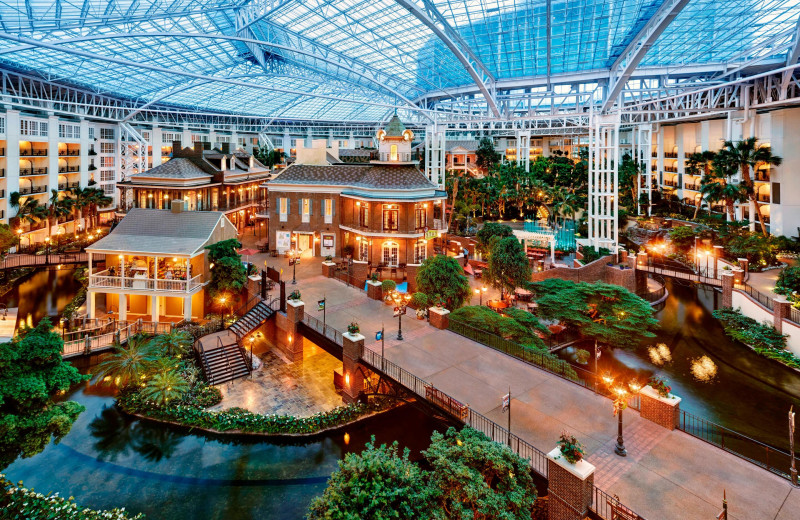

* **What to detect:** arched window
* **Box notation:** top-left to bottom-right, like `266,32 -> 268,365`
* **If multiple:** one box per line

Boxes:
359,239 -> 369,261
382,241 -> 399,267
414,240 -> 427,264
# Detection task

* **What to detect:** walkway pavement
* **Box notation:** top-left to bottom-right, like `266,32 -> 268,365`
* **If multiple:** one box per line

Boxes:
275,254 -> 799,520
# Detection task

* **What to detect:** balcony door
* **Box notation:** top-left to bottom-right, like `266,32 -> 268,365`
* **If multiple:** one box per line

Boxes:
382,241 -> 399,267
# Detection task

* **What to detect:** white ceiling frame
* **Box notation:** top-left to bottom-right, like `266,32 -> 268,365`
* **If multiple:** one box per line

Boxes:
394,0 -> 500,118
602,0 -> 691,114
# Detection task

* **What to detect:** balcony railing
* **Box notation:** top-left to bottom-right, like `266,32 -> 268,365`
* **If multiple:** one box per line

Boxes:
19,185 -> 47,195
663,180 -> 678,187
89,270 -> 205,293
21,167 -> 48,176
754,171 -> 770,182
664,166 -> 678,173
378,152 -> 413,162
59,150 -> 80,156
20,149 -> 47,157
684,184 -> 699,191
59,182 -> 80,191
664,152 -> 678,158
757,194 -> 771,202
59,166 -> 80,173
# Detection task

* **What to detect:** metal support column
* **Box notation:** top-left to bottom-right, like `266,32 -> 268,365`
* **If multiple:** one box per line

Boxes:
636,125 -> 653,216
588,112 -> 620,251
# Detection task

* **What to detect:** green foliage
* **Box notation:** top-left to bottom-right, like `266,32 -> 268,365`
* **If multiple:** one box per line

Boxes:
718,228 -> 783,268
668,226 -> 697,252
476,222 -> 513,255
578,246 -> 610,264
531,279 -> 658,347
424,427 -> 538,520
475,137 -> 501,170
775,266 -> 800,296
307,439 -> 438,520
381,279 -> 396,292
485,236 -> 531,299
253,146 -> 286,168
0,223 -> 15,255
555,432 -> 585,464
93,335 -> 159,388
0,474 -> 145,519
209,256 -> 247,298
410,292 -> 428,309
149,330 -> 193,358
0,318 -> 89,470
204,238 -> 241,262
712,308 -> 800,368
342,244 -> 355,257
449,306 -> 547,350
415,255 -> 471,310
140,370 -> 190,407
118,390 -> 377,434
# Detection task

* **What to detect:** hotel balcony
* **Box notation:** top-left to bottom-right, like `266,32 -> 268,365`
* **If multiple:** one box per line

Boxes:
89,269 -> 205,294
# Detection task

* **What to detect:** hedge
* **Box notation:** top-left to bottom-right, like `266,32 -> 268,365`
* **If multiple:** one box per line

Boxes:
0,475 -> 144,519
712,307 -> 800,370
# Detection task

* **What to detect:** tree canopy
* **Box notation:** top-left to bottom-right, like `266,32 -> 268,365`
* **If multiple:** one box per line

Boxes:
450,305 -> 547,350
415,255 -> 471,310
308,427 -> 539,520
307,439 -> 438,520
0,318 -> 88,470
205,238 -> 247,298
530,279 -> 658,347
476,222 -> 514,255
475,137 -> 501,170
485,236 -> 531,299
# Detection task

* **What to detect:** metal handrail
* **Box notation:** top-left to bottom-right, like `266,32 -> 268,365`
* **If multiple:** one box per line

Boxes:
734,282 -> 775,311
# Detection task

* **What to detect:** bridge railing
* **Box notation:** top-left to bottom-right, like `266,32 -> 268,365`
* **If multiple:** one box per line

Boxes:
302,313 -> 343,346
62,320 -> 172,358
360,346 -> 645,520
734,282 -> 775,311
638,263 -> 722,285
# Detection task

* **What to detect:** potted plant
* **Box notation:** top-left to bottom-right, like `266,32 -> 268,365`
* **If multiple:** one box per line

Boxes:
382,279 -> 396,304
648,375 -> 673,398
411,292 -> 428,319
324,255 -> 333,262
288,289 -> 301,301
342,244 -> 354,259
555,432 -> 585,464
370,272 -> 379,283
575,349 -> 590,365
347,322 -> 360,335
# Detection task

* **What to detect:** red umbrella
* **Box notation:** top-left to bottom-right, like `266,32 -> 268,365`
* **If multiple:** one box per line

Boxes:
548,323 -> 566,335
238,248 -> 259,265
463,263 -> 474,275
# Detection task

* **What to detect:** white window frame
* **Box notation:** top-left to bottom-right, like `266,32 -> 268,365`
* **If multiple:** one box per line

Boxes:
382,241 -> 399,267
301,198 -> 310,223
359,239 -> 369,261
279,197 -> 288,222
414,240 -> 427,264
324,198 -> 333,224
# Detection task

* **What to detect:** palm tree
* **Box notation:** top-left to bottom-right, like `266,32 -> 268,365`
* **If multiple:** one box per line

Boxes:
84,187 -> 113,229
685,151 -> 716,219
150,330 -> 193,358
140,370 -> 189,406
69,186 -> 92,232
551,189 -> 581,229
46,189 -> 74,239
701,154 -> 748,222
93,334 -> 158,387
718,137 -> 782,235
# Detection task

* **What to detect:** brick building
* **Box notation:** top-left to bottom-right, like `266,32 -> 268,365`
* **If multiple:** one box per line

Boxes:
264,116 -> 447,264
117,142 -> 272,231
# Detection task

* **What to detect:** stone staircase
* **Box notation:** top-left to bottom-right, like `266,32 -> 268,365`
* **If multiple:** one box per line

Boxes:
229,300 -> 275,339
197,331 -> 251,386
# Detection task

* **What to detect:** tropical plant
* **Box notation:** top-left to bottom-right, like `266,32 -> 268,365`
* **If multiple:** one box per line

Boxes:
93,334 -> 158,388
685,151 -> 716,218
556,432 -> 585,464
410,292 -> 429,309
701,153 -> 748,221
415,255 -> 471,310
475,137 -> 501,170
648,375 -> 673,398
775,266 -> 800,296
45,189 -> 74,238
253,146 -> 286,168
149,330 -> 193,358
140,370 -> 190,406
668,226 -> 697,253
485,236 -> 531,300
347,322 -> 360,334
717,137 -> 782,235
381,279 -> 397,293
0,318 -> 89,470
476,222 -> 514,256
307,439 -> 438,520
0,223 -> 15,256
288,289 -> 301,301
205,239 -> 246,298
449,305 -> 548,350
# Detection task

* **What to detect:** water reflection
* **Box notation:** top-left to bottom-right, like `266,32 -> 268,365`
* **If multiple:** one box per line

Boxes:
647,343 -> 673,366
89,405 -> 183,462
690,355 -> 718,383
3,268 -> 82,328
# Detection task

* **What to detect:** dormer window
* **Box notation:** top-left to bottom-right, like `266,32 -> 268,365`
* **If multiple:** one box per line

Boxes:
221,156 -> 227,170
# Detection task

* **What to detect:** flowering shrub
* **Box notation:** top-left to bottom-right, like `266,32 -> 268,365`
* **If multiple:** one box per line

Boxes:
118,390 -> 379,435
648,375 -> 672,398
555,432 -> 585,464
288,290 -> 301,301
0,475 -> 144,519
347,322 -> 360,335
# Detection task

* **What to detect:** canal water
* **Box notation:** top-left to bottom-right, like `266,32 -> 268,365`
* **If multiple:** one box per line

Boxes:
2,267 -> 83,329
556,278 -> 800,450
3,383 -> 451,519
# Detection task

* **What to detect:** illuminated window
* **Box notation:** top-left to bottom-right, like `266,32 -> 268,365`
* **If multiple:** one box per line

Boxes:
382,241 -> 399,267
390,144 -> 398,161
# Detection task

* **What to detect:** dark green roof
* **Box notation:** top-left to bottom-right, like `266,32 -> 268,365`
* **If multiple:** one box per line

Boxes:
384,115 -> 407,137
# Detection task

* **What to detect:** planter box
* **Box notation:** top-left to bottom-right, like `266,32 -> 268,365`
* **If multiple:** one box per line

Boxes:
366,280 -> 382,301
428,307 -> 450,329
321,261 -> 336,278
546,447 -> 595,520
640,385 -> 681,430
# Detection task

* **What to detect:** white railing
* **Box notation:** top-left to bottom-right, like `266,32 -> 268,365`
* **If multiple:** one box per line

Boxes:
62,319 -> 173,358
89,272 -> 205,293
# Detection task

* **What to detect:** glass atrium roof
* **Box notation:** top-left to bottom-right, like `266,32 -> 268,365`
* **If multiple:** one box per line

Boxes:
0,0 -> 797,121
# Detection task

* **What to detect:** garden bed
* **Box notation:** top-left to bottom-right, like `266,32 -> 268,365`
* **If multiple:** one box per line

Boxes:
713,307 -> 800,372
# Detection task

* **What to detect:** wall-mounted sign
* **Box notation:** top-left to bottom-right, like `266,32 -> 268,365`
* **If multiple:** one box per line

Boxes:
276,231 -> 291,249
322,234 -> 334,248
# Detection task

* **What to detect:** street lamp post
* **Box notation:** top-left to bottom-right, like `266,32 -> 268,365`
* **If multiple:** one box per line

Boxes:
602,374 -> 642,457
481,286 -> 487,305
16,228 -> 21,252
248,335 -> 255,378
291,249 -> 298,285
391,290 -> 412,340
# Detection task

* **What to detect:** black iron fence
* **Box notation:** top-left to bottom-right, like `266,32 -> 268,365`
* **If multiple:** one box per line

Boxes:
678,410 -> 792,480
734,282 -> 774,311
302,313 -> 343,346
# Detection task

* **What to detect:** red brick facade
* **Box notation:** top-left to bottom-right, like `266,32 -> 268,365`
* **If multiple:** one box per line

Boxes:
640,387 -> 681,430
547,453 -> 595,520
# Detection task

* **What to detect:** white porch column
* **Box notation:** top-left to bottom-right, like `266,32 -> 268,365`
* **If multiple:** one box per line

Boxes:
119,294 -> 127,321
550,238 -> 555,264
88,291 -> 96,319
150,295 -> 158,322
88,252 -> 93,274
183,295 -> 192,321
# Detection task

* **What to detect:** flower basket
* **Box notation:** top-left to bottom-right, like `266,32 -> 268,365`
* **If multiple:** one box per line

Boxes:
648,375 -> 672,398
555,432 -> 585,464
288,289 -> 301,301
347,322 -> 360,335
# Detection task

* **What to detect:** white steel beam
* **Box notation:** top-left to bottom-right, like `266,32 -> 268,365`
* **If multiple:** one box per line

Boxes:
782,15 -> 800,95
602,0 -> 691,113
394,0 -> 500,117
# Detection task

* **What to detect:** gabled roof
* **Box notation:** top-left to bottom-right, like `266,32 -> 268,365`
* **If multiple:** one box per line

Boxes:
271,164 -> 435,190
338,149 -> 373,158
87,208 -> 230,256
129,158 -> 212,181
446,140 -> 480,152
